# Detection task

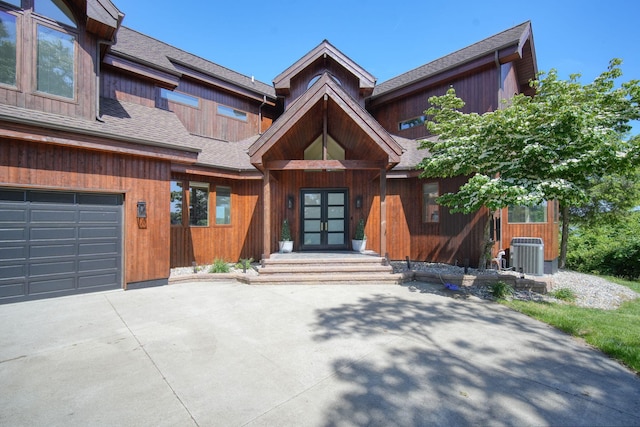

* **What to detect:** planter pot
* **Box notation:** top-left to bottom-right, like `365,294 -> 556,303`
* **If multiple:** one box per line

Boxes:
352,239 -> 367,253
279,240 -> 293,253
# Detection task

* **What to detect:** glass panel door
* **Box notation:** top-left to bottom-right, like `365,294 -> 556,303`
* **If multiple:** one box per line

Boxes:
300,189 -> 348,250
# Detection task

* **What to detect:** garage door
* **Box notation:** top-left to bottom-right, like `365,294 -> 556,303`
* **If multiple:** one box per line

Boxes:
0,189 -> 123,304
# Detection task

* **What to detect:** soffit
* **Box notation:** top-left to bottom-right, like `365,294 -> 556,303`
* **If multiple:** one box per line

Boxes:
249,73 -> 403,168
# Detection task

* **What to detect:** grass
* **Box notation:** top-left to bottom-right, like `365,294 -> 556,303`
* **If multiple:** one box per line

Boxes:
501,276 -> 640,374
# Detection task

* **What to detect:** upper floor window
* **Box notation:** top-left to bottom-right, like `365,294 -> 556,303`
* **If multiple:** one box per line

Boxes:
399,115 -> 426,131
422,182 -> 439,223
508,202 -> 548,223
160,88 -> 199,108
1,0 -> 77,99
34,0 -> 76,27
37,24 -> 75,98
0,10 -> 17,86
217,104 -> 247,121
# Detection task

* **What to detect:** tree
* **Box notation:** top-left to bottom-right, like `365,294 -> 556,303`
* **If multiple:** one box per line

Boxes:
418,59 -> 640,269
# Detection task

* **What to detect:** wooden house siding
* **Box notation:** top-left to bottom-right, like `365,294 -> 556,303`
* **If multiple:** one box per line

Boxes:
0,6 -> 98,120
370,66 -> 499,139
170,174 -> 263,267
0,137 -> 173,286
288,59 -> 361,108
499,203 -> 559,263
386,176 -> 486,265
101,68 -> 156,107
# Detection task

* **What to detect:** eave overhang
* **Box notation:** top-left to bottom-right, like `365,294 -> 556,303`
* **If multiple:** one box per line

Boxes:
249,73 -> 403,171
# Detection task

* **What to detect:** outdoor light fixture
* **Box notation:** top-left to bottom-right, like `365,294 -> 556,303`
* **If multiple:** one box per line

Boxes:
355,196 -> 363,209
287,195 -> 294,210
137,201 -> 147,218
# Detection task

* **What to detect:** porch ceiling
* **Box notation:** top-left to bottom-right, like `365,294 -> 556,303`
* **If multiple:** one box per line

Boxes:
249,73 -> 403,170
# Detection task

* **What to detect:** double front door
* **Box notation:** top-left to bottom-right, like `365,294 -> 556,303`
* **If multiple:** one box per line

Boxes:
300,189 -> 348,251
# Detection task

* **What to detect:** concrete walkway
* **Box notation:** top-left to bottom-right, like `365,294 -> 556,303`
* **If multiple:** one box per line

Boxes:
1,281 -> 638,426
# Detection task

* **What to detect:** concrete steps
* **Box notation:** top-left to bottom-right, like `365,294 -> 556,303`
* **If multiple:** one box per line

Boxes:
250,252 -> 403,285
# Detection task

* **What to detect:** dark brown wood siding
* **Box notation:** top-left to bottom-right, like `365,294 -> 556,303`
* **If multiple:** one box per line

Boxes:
386,176 -> 486,265
0,5 -> 98,120
0,137 -> 173,286
170,174 -> 263,267
369,66 -> 499,139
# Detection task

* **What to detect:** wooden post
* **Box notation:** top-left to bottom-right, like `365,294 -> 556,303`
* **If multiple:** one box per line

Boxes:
380,167 -> 387,257
262,169 -> 271,259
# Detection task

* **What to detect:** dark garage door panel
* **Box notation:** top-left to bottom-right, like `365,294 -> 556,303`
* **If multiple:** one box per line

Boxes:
0,190 -> 123,304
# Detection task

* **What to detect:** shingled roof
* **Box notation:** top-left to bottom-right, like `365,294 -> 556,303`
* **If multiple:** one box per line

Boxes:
370,21 -> 534,99
110,27 -> 276,100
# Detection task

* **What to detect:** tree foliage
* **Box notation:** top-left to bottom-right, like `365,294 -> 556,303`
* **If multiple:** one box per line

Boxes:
418,59 -> 640,267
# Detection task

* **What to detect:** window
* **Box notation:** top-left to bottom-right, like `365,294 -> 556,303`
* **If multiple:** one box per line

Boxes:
0,10 -> 16,86
37,24 -> 75,98
422,182 -> 439,223
215,186 -> 231,225
34,0 -> 77,27
217,104 -> 247,121
170,181 -> 183,225
399,115 -> 426,131
1,0 -> 77,98
508,202 -> 548,223
189,182 -> 209,226
160,88 -> 199,108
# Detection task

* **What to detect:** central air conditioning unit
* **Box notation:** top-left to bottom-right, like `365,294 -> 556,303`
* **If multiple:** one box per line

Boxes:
510,237 -> 544,276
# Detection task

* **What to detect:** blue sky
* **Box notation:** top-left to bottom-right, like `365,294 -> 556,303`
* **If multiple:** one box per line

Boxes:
120,0 -> 639,133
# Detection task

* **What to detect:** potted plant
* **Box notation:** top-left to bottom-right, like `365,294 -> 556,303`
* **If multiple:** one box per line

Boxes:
279,219 -> 293,253
352,218 -> 367,252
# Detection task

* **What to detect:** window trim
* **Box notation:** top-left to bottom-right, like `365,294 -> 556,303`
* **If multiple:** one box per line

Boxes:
0,8 -> 19,89
422,182 -> 439,223
34,21 -> 77,100
188,181 -> 209,227
216,104 -> 247,122
507,202 -> 549,224
160,88 -> 199,108
215,185 -> 231,226
170,180 -> 184,226
399,115 -> 426,131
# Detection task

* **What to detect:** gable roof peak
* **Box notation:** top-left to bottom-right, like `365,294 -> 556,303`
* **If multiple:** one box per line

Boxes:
273,40 -> 376,93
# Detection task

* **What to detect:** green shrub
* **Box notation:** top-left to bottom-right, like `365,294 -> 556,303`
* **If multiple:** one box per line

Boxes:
567,214 -> 640,279
209,258 -> 230,273
549,288 -> 577,302
235,258 -> 254,271
489,281 -> 514,299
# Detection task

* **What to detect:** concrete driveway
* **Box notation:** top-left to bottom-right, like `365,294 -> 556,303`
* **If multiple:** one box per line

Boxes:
1,281 -> 638,426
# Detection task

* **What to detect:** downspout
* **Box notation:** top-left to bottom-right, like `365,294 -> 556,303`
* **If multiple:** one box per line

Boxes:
494,50 -> 504,250
494,50 -> 502,107
258,95 -> 266,134
96,15 -> 124,122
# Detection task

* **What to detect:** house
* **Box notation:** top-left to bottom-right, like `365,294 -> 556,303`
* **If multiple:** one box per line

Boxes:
0,0 -> 558,303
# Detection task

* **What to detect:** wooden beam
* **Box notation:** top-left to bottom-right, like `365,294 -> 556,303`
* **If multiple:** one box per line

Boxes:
380,167 -> 387,257
262,170 -> 271,260
265,159 -> 388,170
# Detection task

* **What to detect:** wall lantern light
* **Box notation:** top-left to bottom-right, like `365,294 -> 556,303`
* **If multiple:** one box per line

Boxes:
355,196 -> 363,209
137,201 -> 147,218
287,195 -> 294,210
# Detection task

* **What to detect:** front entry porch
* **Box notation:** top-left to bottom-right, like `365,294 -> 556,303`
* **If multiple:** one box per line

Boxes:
252,251 -> 404,285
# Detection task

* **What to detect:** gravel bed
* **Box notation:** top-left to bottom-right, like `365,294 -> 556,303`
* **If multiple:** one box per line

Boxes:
392,261 -> 639,310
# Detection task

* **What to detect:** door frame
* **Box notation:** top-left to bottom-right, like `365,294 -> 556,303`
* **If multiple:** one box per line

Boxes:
299,188 -> 349,251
